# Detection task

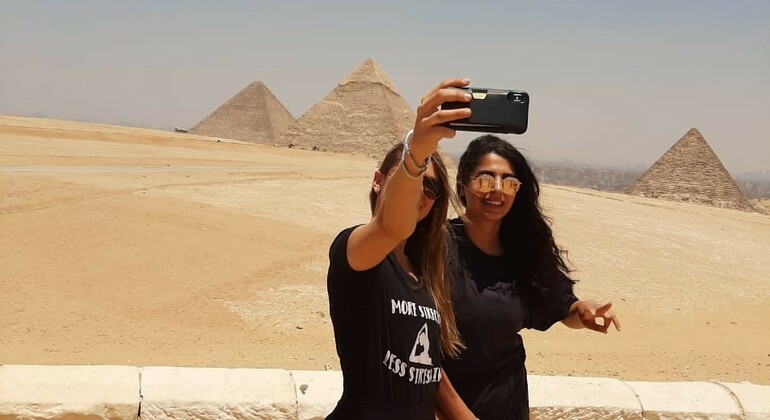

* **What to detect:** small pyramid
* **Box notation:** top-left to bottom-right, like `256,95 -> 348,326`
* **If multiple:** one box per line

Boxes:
190,81 -> 294,145
278,58 -> 455,167
626,128 -> 755,211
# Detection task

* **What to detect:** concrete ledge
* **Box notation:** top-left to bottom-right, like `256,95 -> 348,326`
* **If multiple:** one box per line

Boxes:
289,370 -> 342,420
2,365 -> 769,419
140,367 -> 296,420
719,382 -> 770,420
0,364 -> 139,420
529,375 -> 643,419
626,381 -> 742,419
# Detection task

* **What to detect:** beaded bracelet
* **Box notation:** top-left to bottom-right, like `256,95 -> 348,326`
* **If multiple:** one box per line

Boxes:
401,130 -> 431,179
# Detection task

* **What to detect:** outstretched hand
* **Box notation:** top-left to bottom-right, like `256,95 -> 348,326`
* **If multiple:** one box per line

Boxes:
575,300 -> 622,334
408,78 -> 472,162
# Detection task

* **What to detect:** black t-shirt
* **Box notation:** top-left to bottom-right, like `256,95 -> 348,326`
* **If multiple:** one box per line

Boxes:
443,218 -> 577,420
326,226 -> 443,420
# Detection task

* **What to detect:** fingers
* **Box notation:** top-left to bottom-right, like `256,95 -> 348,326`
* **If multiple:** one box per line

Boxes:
417,77 -> 471,119
608,311 -> 622,331
424,77 -> 471,101
594,302 -> 621,332
585,313 -> 620,334
434,126 -> 457,140
579,301 -> 620,334
595,302 -> 613,315
421,108 -> 471,127
418,87 -> 471,120
582,318 -> 609,334
437,77 -> 471,89
413,124 -> 457,141
410,78 -> 471,152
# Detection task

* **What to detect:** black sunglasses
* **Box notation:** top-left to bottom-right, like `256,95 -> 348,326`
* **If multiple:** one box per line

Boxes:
423,176 -> 442,200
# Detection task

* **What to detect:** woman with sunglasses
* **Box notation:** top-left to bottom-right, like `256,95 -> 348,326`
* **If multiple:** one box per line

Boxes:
440,135 -> 622,420
325,78 -> 478,420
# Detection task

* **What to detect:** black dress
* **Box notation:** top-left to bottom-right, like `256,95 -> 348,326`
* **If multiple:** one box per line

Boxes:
443,218 -> 577,420
326,226 -> 443,420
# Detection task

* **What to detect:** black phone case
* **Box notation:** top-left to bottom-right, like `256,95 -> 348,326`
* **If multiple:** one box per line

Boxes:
442,87 -> 529,134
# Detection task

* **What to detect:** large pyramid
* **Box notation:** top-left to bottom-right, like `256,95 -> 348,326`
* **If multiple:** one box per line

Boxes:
625,128 -> 754,211
190,81 -> 294,145
278,58 -> 454,166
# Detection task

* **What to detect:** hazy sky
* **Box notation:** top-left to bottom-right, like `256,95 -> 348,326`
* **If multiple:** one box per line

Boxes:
1,1 -> 768,173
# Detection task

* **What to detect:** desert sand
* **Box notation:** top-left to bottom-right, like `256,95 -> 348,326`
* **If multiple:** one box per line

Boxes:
1,115 -> 768,384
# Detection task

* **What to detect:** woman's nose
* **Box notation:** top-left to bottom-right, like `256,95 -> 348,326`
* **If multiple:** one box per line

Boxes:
493,177 -> 503,191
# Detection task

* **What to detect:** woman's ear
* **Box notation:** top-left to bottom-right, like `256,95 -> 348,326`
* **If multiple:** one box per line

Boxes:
372,170 -> 384,193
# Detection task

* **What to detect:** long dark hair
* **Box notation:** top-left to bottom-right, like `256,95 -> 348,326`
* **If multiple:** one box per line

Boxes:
456,135 -> 576,294
370,143 -> 463,358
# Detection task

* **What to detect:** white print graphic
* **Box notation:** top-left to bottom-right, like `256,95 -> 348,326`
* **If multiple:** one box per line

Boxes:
391,299 -> 418,316
408,323 -> 433,366
382,350 -> 408,377
381,349 -> 442,385
390,299 -> 441,325
409,366 -> 442,385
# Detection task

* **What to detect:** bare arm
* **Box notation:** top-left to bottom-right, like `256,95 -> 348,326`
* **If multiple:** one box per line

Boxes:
347,78 -> 472,271
435,368 -> 476,420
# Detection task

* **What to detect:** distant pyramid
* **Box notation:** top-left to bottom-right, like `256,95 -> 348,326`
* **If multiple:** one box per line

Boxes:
190,81 -> 294,145
278,58 -> 455,167
626,128 -> 755,211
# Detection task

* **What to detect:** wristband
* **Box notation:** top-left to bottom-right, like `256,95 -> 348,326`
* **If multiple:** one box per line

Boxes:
401,130 -> 431,178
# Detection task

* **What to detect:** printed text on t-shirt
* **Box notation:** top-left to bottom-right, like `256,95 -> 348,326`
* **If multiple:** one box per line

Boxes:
390,299 -> 441,325
382,349 -> 442,385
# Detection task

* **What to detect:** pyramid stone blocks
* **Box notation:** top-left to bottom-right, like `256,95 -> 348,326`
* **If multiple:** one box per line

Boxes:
626,128 -> 754,211
190,81 -> 294,145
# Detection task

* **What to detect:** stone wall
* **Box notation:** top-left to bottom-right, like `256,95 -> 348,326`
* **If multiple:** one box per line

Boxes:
2,365 -> 769,419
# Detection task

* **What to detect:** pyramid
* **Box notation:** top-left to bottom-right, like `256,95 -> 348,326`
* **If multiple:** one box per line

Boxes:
278,58 -> 455,167
625,128 -> 755,211
190,81 -> 294,145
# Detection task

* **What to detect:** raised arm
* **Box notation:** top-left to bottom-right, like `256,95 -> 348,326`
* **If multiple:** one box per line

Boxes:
347,78 -> 472,271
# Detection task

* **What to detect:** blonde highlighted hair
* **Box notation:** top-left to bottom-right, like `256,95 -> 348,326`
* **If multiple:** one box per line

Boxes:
369,143 -> 464,357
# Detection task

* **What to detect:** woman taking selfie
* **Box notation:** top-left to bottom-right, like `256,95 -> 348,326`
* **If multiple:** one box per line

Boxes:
325,78 -> 477,420
442,135 -> 622,420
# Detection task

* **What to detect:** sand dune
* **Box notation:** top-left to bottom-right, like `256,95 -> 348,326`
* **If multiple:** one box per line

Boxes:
1,115 -> 768,384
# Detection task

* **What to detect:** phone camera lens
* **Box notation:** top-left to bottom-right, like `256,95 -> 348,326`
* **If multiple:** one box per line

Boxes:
507,92 -> 526,103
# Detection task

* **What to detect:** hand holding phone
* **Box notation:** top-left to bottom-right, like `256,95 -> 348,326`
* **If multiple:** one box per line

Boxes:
408,78 -> 472,162
442,87 -> 529,134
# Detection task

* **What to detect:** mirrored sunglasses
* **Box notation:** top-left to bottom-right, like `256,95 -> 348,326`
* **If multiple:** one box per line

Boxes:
471,174 -> 521,195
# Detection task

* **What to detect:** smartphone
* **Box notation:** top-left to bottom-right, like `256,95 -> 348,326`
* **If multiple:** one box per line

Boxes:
442,87 -> 529,134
